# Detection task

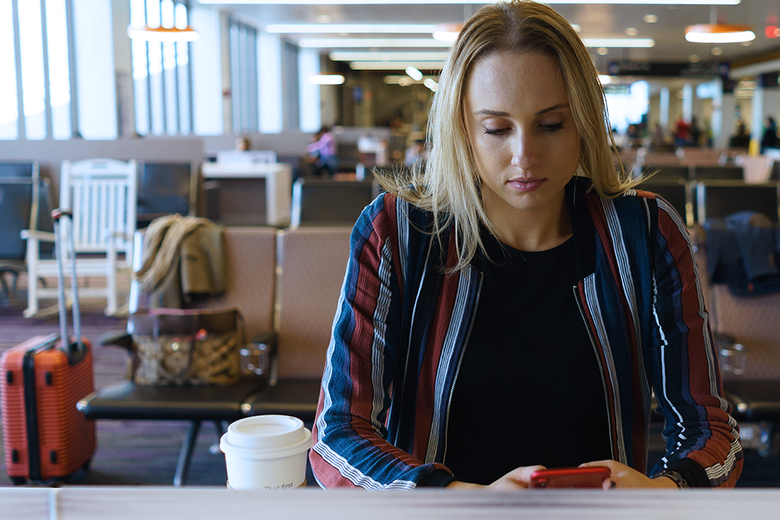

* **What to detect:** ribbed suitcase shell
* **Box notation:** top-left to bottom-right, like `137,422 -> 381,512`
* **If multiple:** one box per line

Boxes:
1,335 -> 96,482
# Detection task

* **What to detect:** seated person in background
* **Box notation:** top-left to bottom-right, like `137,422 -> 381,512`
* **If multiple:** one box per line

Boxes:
310,0 -> 742,491
307,125 -> 338,177
235,136 -> 250,152
730,122 -> 750,149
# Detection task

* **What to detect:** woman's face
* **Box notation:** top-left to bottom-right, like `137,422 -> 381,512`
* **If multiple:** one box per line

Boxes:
464,51 -> 580,228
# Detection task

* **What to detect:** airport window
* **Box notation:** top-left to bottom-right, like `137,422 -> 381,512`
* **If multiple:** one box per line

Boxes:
282,40 -> 300,131
605,80 -> 650,134
228,18 -> 259,135
130,0 -> 194,136
0,0 -> 73,141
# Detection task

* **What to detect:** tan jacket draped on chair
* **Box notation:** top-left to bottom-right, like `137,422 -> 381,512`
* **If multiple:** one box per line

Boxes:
134,215 -> 226,309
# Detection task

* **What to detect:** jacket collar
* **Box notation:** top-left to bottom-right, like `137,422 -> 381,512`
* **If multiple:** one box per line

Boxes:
566,176 -> 597,282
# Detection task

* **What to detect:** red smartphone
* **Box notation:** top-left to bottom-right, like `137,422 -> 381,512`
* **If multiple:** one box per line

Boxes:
529,466 -> 611,489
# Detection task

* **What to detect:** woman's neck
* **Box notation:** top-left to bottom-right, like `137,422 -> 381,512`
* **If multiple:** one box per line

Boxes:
486,199 -> 572,252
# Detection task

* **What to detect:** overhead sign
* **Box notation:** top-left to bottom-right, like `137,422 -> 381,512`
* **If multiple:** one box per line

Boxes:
606,61 -> 729,78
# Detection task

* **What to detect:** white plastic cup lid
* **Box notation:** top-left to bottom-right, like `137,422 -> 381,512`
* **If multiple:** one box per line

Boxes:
226,415 -> 307,450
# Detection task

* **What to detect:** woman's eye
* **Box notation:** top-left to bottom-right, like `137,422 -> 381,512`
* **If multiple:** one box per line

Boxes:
483,127 -> 510,136
541,122 -> 564,132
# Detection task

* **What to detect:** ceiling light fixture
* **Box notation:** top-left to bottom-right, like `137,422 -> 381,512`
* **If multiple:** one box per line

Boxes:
299,38 -> 452,48
308,74 -> 346,85
264,24 -> 437,34
350,61 -> 445,70
127,25 -> 199,42
685,23 -> 755,43
685,4 -> 754,44
405,66 -> 424,81
581,38 -> 654,48
432,23 -> 462,42
330,51 -> 449,62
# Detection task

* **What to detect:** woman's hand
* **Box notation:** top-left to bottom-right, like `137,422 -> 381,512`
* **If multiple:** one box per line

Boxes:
579,460 -> 678,489
446,465 -> 547,490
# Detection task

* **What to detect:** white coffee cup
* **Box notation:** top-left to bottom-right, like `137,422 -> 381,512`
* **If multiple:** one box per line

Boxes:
220,414 -> 312,490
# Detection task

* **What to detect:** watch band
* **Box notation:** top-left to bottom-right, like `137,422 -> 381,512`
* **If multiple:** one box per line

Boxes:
653,469 -> 689,489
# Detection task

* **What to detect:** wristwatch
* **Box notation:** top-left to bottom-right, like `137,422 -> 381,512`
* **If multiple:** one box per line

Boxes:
653,469 -> 689,489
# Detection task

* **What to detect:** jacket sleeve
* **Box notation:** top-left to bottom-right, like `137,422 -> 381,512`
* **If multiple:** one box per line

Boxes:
309,194 -> 454,489
649,198 -> 743,487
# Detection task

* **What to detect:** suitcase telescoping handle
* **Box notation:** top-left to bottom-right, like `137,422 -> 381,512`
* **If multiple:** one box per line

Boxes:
52,208 -> 83,354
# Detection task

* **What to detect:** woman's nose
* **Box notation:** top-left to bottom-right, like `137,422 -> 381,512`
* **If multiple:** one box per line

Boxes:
510,133 -> 540,170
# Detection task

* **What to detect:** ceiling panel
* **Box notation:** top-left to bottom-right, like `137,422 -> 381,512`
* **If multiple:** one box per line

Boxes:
199,1 -> 780,78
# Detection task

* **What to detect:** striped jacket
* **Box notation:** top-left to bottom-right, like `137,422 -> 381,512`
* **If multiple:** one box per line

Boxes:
311,177 -> 743,489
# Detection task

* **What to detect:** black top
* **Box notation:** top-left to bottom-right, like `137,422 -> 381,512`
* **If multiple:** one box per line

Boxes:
445,230 -> 612,485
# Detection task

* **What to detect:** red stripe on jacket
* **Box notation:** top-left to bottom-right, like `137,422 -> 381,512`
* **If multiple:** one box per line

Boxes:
585,194 -> 646,470
412,236 -> 461,460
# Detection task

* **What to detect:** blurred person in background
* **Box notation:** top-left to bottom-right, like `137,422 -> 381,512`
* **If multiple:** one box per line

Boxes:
307,125 -> 339,177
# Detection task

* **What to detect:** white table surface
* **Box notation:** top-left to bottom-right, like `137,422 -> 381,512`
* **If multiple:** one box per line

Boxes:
4,487 -> 780,520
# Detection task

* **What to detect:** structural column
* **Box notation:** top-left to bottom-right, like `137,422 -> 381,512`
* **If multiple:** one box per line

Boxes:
659,86 -> 670,131
751,72 -> 779,145
713,79 -> 736,149
682,83 -> 694,123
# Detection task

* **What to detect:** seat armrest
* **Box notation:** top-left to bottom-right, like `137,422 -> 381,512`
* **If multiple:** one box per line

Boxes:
20,229 -> 56,242
251,331 -> 278,345
99,330 -> 134,353
241,331 -> 278,378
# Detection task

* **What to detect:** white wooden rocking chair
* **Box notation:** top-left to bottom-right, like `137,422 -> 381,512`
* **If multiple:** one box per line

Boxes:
22,158 -> 137,317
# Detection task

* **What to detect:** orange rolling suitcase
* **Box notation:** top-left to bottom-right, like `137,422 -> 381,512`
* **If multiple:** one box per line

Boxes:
1,209 -> 96,484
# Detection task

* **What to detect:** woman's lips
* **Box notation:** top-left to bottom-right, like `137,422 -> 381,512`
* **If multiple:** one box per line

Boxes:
508,177 -> 546,192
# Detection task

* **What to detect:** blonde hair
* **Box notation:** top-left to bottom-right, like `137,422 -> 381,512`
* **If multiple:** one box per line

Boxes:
377,0 -> 637,271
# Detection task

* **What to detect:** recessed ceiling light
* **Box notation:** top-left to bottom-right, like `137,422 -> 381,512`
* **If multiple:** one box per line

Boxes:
597,47 -> 609,55
581,38 -> 654,48
264,24 -> 438,34
689,54 -> 700,63
350,61 -> 445,70
330,51 -> 449,61
625,27 -> 639,36
643,14 -> 658,24
711,47 -> 723,55
299,38 -> 452,48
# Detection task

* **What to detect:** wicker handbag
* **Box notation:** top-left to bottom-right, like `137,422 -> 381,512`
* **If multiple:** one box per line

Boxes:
130,308 -> 243,386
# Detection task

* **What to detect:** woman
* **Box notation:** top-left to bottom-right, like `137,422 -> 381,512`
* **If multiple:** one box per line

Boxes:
310,0 -> 742,490
307,125 -> 339,177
